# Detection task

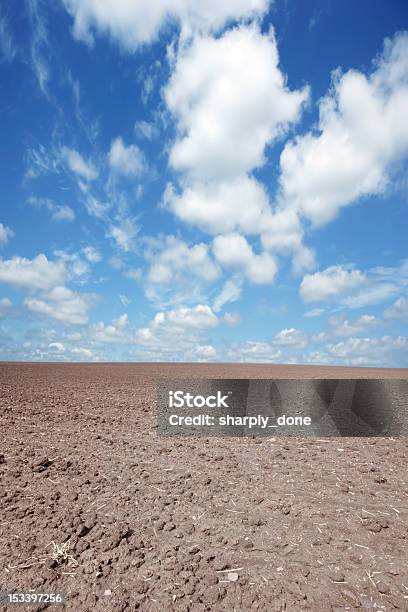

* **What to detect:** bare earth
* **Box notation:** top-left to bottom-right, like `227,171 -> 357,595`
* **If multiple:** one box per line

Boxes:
1,363 -> 408,611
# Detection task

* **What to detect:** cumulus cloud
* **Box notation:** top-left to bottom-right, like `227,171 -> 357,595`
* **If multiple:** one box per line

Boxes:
53,250 -> 90,279
61,146 -> 98,181
194,344 -> 217,359
162,24 -> 308,279
89,306 -> 221,362
277,32 -> 408,227
301,260 -> 408,308
300,265 -> 367,303
327,335 -> 408,365
150,304 -> 218,331
91,313 -> 129,343
273,327 -> 307,347
25,286 -> 95,325
328,314 -> 379,336
0,222 -> 14,245
62,0 -> 269,50
135,304 -> 220,358
108,137 -> 145,177
165,25 -> 308,181
0,254 -> 65,291
52,205 -> 75,222
163,176 -> 272,235
48,342 -> 65,353
71,347 -> 94,360
146,235 -> 220,284
213,233 -> 278,284
225,341 -> 282,363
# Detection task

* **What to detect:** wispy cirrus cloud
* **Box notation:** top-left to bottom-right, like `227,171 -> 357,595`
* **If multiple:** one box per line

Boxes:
0,11 -> 17,63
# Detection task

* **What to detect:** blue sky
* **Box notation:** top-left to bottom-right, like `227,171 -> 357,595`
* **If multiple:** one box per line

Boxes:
0,0 -> 408,365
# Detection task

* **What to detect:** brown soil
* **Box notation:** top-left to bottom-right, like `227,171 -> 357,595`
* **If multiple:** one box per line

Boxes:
1,363 -> 407,611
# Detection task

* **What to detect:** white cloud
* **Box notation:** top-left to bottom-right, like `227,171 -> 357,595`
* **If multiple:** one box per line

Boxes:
152,304 -> 218,331
25,144 -> 61,180
226,341 -> 282,362
311,332 -> 329,344
161,23 -> 311,277
84,195 -> 110,219
134,120 -> 158,140
304,307 -> 325,318
163,176 -> 272,236
0,14 -> 16,63
28,196 -> 75,222
0,222 -> 14,245
300,265 -> 367,303
134,304 -> 220,359
327,335 -> 408,365
82,246 -> 102,263
27,0 -> 50,97
107,217 -> 139,252
213,233 -> 277,285
384,297 -> 408,320
92,313 -> 129,343
166,25 -> 308,181
328,314 -> 379,336
54,250 -> 89,279
52,205 -> 75,222
71,347 -> 93,359
342,283 -> 397,309
61,146 -> 98,180
278,32 -> 408,227
222,311 -> 240,326
301,259 -> 408,309
213,233 -> 254,267
62,0 -> 269,50
260,208 -> 302,252
48,341 -> 65,353
212,279 -> 242,313
118,294 -> 131,307
0,254 -> 65,291
194,344 -> 217,360
146,235 -> 220,284
108,137 -> 145,177
243,253 -> 278,285
136,304 -> 219,352
273,327 -> 307,348
292,245 -> 317,276
25,286 -> 95,325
